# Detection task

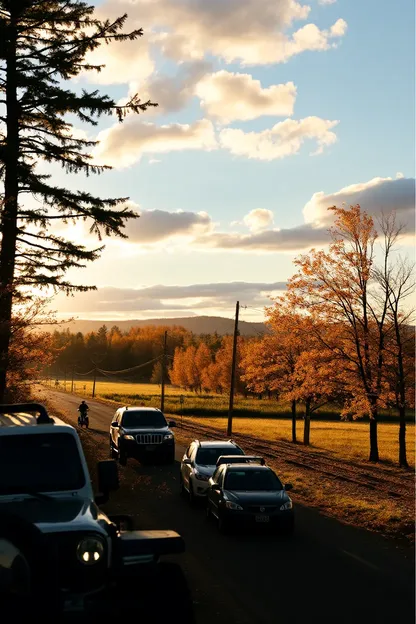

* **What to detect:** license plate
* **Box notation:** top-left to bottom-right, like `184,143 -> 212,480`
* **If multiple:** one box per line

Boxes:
145,445 -> 157,451
255,515 -> 270,523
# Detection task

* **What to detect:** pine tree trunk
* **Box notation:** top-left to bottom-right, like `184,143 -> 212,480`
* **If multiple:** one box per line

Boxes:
0,15 -> 19,402
368,401 -> 379,462
303,398 -> 311,446
291,399 -> 297,443
398,406 -> 408,468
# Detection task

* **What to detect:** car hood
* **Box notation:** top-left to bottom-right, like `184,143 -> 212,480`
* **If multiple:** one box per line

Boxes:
225,490 -> 290,506
0,497 -> 110,536
194,464 -> 216,477
123,426 -> 171,434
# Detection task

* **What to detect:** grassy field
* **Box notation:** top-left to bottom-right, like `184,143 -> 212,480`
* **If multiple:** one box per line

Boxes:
49,378 -> 411,422
180,415 -> 415,469
49,378 -> 415,468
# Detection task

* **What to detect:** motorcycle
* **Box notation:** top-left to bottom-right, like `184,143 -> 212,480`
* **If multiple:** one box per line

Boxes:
78,409 -> 89,428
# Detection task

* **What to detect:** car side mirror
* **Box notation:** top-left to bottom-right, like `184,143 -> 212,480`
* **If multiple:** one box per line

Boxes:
109,514 -> 134,532
211,483 -> 221,492
183,458 -> 192,465
111,421 -> 119,428
284,483 -> 293,491
168,420 -> 176,428
96,460 -> 119,505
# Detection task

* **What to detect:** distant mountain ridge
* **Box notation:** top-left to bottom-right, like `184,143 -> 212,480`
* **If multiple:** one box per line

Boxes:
49,315 -> 267,336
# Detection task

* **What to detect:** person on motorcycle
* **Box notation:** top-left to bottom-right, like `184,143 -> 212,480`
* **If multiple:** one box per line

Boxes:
78,400 -> 89,415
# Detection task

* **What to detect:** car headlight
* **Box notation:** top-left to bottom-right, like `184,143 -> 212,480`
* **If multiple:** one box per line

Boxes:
225,501 -> 243,511
164,433 -> 174,441
76,537 -> 104,565
280,500 -> 293,511
123,434 -> 135,441
194,471 -> 210,481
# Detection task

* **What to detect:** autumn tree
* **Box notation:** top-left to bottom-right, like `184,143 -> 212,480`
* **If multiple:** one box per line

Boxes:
374,214 -> 415,467
288,205 -> 394,462
0,0 -> 156,400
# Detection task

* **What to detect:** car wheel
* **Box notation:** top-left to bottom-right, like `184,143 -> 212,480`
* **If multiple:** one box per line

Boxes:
165,450 -> 175,464
188,481 -> 196,505
205,501 -> 212,520
179,474 -> 186,496
217,514 -> 231,534
119,447 -> 127,466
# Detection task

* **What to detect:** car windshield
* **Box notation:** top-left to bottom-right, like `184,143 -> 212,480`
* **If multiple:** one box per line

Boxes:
122,410 -> 167,428
196,447 -> 244,465
224,469 -> 283,491
0,433 -> 85,494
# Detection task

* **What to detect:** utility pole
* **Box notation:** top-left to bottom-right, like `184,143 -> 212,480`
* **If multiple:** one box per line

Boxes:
227,301 -> 240,437
92,367 -> 97,398
160,331 -> 167,412
71,364 -> 75,393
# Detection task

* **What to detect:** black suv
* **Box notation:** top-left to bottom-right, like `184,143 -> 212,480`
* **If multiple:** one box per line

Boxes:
110,406 -> 176,465
0,403 -> 193,622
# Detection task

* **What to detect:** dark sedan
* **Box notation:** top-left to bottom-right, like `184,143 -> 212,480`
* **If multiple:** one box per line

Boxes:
206,461 -> 294,534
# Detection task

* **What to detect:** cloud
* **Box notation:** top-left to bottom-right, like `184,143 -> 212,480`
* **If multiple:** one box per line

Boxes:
54,282 -> 286,315
196,72 -> 296,123
99,0 -> 347,66
82,36 -> 154,86
94,118 -> 217,167
125,209 -> 213,243
319,0 -> 337,5
219,116 -> 339,161
303,174 -> 416,232
243,209 -> 274,232
195,225 -> 329,252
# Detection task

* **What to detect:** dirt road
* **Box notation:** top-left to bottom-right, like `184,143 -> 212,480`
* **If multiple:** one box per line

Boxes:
37,387 -> 415,624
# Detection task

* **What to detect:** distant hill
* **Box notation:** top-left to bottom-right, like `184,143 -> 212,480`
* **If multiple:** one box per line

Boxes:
46,315 -> 267,336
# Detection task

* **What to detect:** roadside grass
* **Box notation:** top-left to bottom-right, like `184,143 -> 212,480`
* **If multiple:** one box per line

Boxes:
50,379 -> 411,422
178,416 -> 416,469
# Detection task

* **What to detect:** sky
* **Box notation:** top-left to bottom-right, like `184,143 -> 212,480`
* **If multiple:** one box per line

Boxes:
50,0 -> 415,322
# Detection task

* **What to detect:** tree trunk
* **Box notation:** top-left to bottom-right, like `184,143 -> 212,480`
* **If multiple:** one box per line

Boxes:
291,399 -> 297,444
0,14 -> 19,402
398,405 -> 408,469
368,401 -> 379,462
303,398 -> 311,446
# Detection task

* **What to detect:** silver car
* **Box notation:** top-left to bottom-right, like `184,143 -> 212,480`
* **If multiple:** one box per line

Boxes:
180,439 -> 245,502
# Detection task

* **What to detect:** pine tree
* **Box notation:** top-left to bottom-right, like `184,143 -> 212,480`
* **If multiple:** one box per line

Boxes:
0,1 -> 156,399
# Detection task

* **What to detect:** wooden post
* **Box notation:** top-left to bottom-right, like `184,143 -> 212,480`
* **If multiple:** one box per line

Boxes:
227,301 -> 240,437
161,331 -> 167,412
92,367 -> 97,398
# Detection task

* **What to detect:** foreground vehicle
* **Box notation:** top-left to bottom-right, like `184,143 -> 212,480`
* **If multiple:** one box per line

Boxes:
180,439 -> 245,502
0,403 -> 194,622
206,459 -> 294,534
109,406 -> 176,465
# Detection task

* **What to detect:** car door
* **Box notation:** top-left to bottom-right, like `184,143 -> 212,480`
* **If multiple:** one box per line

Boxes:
111,410 -> 121,449
209,465 -> 225,515
182,443 -> 195,489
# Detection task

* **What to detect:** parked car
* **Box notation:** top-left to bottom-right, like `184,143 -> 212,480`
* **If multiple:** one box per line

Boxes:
206,459 -> 294,534
180,439 -> 245,502
0,403 -> 194,622
109,406 -> 176,465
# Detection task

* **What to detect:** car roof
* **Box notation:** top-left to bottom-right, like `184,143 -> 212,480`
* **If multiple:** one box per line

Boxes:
196,440 -> 241,448
119,406 -> 162,412
225,463 -> 272,472
0,412 -> 71,430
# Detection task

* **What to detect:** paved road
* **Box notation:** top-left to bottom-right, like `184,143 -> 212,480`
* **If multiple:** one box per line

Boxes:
38,387 -> 415,624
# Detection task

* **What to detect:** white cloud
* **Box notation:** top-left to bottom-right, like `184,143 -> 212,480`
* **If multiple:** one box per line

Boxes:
82,36 -> 154,86
94,118 -> 217,167
219,116 -> 339,161
149,158 -> 161,165
126,209 -> 213,243
54,281 -> 286,316
99,0 -> 347,66
196,72 -> 296,123
243,209 -> 274,232
319,0 -> 337,5
303,174 -> 416,232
